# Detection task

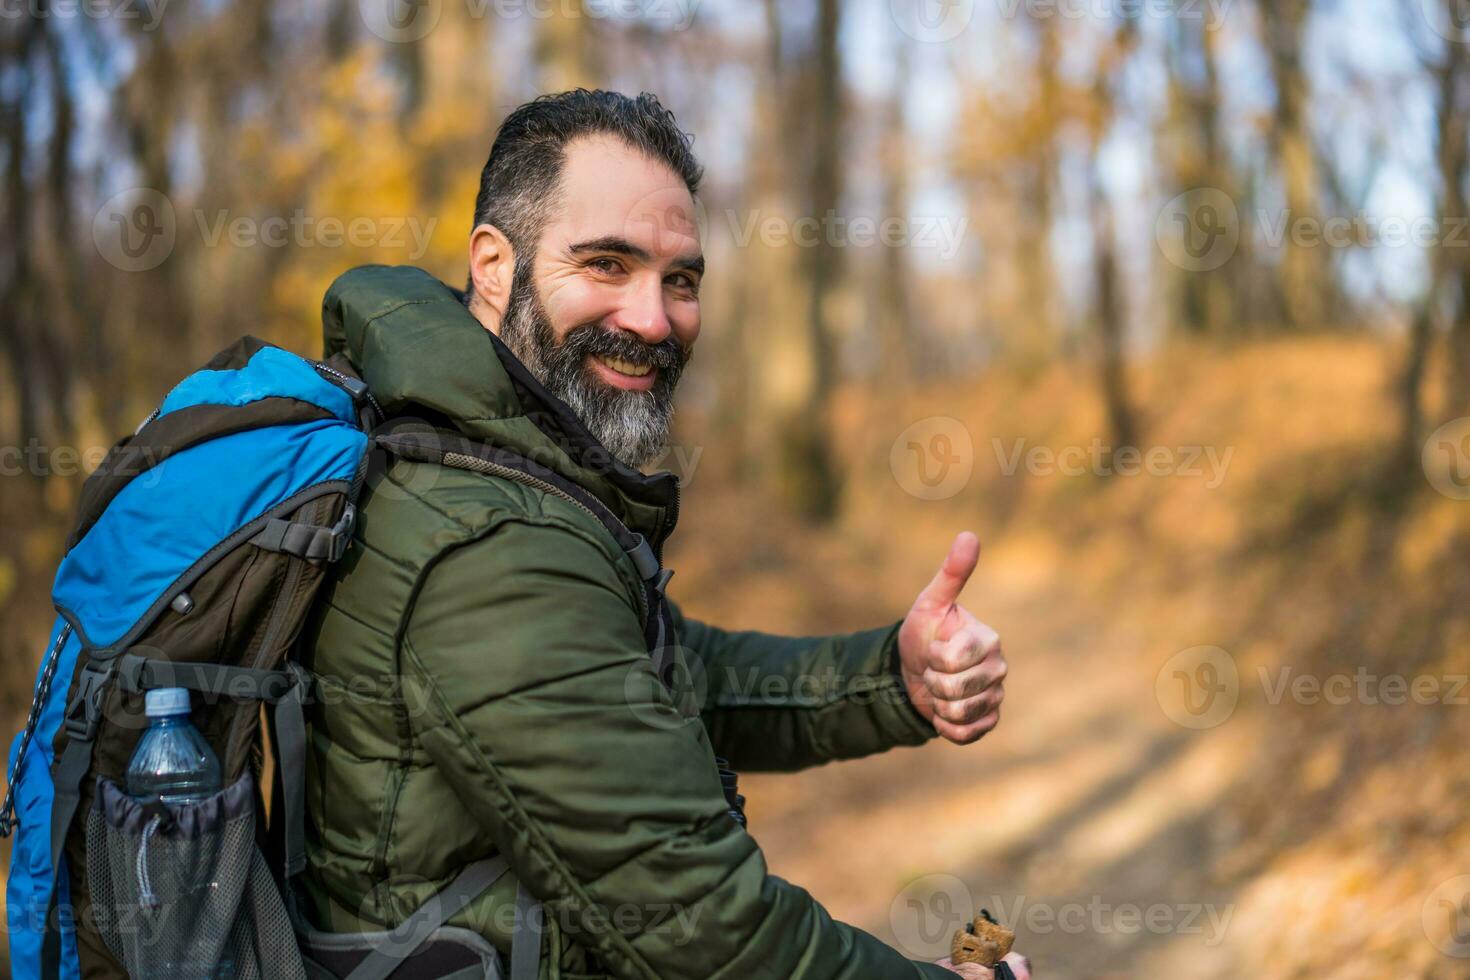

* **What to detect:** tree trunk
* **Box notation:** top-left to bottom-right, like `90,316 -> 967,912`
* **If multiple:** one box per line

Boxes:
1021,16 -> 1060,358
781,0 -> 844,522
1398,20 -> 1470,463
0,16 -> 67,455
876,32 -> 914,389
1094,197 -> 1138,454
1089,22 -> 1139,453
1261,0 -> 1332,330
1164,15 -> 1237,337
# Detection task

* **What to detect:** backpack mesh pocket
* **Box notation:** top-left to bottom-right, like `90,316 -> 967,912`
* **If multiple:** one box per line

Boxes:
85,772 -> 305,980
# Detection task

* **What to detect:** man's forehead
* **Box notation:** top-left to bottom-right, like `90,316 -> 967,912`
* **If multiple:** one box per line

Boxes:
551,135 -> 702,260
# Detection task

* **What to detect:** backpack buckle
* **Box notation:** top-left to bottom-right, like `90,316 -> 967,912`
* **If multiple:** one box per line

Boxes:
327,503 -> 356,562
251,502 -> 356,563
62,662 -> 116,742
625,534 -> 660,581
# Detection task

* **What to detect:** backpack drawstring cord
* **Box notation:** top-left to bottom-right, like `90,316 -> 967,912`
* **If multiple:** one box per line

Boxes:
136,814 -> 161,909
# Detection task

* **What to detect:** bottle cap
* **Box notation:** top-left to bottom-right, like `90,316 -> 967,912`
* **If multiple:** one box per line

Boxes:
144,687 -> 192,718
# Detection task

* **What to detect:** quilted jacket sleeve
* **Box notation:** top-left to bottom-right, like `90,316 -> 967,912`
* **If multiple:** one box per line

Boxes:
399,517 -> 957,980
669,601 -> 937,773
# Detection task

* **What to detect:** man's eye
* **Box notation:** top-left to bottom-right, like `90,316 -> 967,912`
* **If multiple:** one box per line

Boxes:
668,273 -> 700,294
589,257 -> 622,275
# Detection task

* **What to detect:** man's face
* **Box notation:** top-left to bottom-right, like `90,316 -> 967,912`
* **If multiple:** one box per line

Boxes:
498,135 -> 704,469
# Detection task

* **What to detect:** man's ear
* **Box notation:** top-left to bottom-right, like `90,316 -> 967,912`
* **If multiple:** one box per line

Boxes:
467,223 -> 515,335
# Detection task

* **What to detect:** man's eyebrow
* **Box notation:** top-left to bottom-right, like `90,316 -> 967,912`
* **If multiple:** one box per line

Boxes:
568,236 -> 652,262
672,253 -> 706,277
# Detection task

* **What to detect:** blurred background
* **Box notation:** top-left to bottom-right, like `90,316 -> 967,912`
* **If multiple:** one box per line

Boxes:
3,0 -> 1470,976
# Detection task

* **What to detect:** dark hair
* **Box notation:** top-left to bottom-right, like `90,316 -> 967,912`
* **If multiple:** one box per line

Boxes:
467,89 -> 702,295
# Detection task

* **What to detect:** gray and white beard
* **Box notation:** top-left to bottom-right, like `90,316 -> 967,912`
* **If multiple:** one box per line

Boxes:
498,268 -> 688,469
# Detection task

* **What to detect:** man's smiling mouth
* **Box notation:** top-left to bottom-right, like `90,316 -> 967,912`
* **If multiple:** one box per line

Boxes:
587,353 -> 659,392
594,354 -> 653,378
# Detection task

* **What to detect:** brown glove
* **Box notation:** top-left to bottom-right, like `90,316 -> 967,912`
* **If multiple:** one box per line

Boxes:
950,909 -> 1016,968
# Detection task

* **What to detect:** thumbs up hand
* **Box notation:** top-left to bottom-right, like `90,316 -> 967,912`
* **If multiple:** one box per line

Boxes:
897,532 -> 1007,745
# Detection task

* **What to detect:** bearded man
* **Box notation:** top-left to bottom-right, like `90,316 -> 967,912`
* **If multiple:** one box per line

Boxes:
298,89 -> 1027,980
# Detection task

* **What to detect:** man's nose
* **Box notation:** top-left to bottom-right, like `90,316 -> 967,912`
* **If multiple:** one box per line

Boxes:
607,274 -> 672,345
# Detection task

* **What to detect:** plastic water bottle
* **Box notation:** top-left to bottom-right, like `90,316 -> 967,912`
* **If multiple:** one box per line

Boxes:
125,688 -> 233,979
125,688 -> 221,804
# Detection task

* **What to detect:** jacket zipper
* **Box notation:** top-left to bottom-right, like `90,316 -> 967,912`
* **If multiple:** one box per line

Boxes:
314,362 -> 384,423
442,452 -> 601,525
656,480 -> 681,564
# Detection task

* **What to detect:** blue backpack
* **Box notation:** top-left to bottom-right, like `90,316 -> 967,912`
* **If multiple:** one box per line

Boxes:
2,337 -> 374,979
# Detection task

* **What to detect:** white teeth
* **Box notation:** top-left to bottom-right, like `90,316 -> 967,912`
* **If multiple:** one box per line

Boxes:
596,355 -> 652,378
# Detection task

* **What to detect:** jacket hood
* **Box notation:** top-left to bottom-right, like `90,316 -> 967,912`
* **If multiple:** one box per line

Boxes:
321,264 -> 679,545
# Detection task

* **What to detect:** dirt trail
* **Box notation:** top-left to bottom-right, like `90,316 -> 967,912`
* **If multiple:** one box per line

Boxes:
743,559 -> 1245,978
670,497 -> 1258,979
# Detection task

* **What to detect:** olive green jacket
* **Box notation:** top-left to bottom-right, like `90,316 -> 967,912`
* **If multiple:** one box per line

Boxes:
298,265 -> 951,979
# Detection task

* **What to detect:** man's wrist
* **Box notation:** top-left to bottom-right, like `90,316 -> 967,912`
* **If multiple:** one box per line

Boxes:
883,620 -> 939,741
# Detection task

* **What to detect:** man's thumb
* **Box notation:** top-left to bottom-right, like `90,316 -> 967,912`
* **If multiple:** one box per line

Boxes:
914,531 -> 980,612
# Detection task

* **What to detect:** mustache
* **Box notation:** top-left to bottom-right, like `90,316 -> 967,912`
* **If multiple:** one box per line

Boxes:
558,322 -> 687,373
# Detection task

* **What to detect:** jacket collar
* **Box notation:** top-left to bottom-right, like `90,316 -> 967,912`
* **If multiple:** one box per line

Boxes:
321,264 -> 679,547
